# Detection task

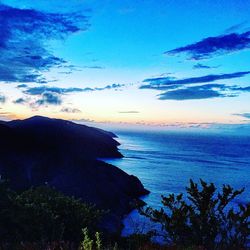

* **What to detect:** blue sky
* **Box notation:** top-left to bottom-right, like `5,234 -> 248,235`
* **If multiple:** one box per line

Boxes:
0,0 -> 250,130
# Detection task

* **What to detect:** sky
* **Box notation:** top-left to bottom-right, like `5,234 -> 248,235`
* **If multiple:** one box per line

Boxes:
0,0 -> 250,130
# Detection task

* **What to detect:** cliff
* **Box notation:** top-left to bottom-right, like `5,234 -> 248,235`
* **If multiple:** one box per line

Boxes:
0,116 -> 149,232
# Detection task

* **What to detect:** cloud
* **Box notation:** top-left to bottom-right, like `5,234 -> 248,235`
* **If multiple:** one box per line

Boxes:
72,118 -> 95,124
25,84 -> 125,95
118,111 -> 140,114
165,31 -> 250,60
93,83 -> 125,91
165,83 -> 250,101
82,65 -> 105,69
157,84 -> 230,100
0,109 -> 17,121
58,64 -> 105,75
224,22 -> 248,34
141,78 -> 250,101
232,86 -> 250,92
141,71 -> 250,89
140,70 -> 250,101
22,83 -> 125,107
61,107 -> 81,113
193,63 -> 220,70
13,98 -> 26,104
36,92 -> 62,106
25,86 -> 84,95
0,3 -> 89,83
233,113 -> 250,119
17,84 -> 28,88
0,95 -> 6,103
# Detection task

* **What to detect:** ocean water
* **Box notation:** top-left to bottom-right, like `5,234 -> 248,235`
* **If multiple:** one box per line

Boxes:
105,130 -> 250,236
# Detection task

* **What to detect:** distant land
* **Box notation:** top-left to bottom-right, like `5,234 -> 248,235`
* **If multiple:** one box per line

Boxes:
0,116 -> 149,232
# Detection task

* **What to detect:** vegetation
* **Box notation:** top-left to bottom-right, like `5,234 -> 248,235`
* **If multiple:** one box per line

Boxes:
0,179 -> 249,249
140,179 -> 250,249
0,179 -> 103,246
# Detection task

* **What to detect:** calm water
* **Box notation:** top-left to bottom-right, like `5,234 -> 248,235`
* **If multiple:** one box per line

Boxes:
105,130 -> 250,236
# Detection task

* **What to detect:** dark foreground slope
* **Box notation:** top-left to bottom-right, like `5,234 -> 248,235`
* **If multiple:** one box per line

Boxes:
0,116 -> 149,231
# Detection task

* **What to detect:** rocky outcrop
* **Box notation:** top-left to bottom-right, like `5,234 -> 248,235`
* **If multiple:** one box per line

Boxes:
0,116 -> 149,232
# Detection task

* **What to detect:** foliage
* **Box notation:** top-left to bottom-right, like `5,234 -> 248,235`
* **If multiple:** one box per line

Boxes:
0,180 -> 103,244
78,229 -> 153,250
79,228 -> 104,250
80,228 -> 94,250
1,178 -> 249,250
139,179 -> 250,249
95,232 -> 102,250
112,242 -> 118,250
0,179 -> 19,242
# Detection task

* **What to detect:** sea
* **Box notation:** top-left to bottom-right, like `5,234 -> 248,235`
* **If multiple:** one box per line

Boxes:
105,130 -> 250,237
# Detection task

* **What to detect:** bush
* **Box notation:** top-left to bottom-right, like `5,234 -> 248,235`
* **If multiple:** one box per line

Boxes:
139,179 -> 250,249
0,180 -> 103,244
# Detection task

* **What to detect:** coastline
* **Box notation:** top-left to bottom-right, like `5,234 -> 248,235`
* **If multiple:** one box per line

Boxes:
0,116 -> 150,235
105,129 -> 250,236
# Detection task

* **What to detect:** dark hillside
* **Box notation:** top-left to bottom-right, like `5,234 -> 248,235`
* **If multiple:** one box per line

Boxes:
0,116 -> 149,232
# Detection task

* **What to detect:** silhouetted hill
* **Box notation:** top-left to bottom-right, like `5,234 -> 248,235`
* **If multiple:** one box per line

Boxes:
0,116 -> 149,232
4,116 -> 122,158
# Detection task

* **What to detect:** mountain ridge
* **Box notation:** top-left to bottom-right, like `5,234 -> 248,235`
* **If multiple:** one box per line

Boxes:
0,116 -> 149,232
